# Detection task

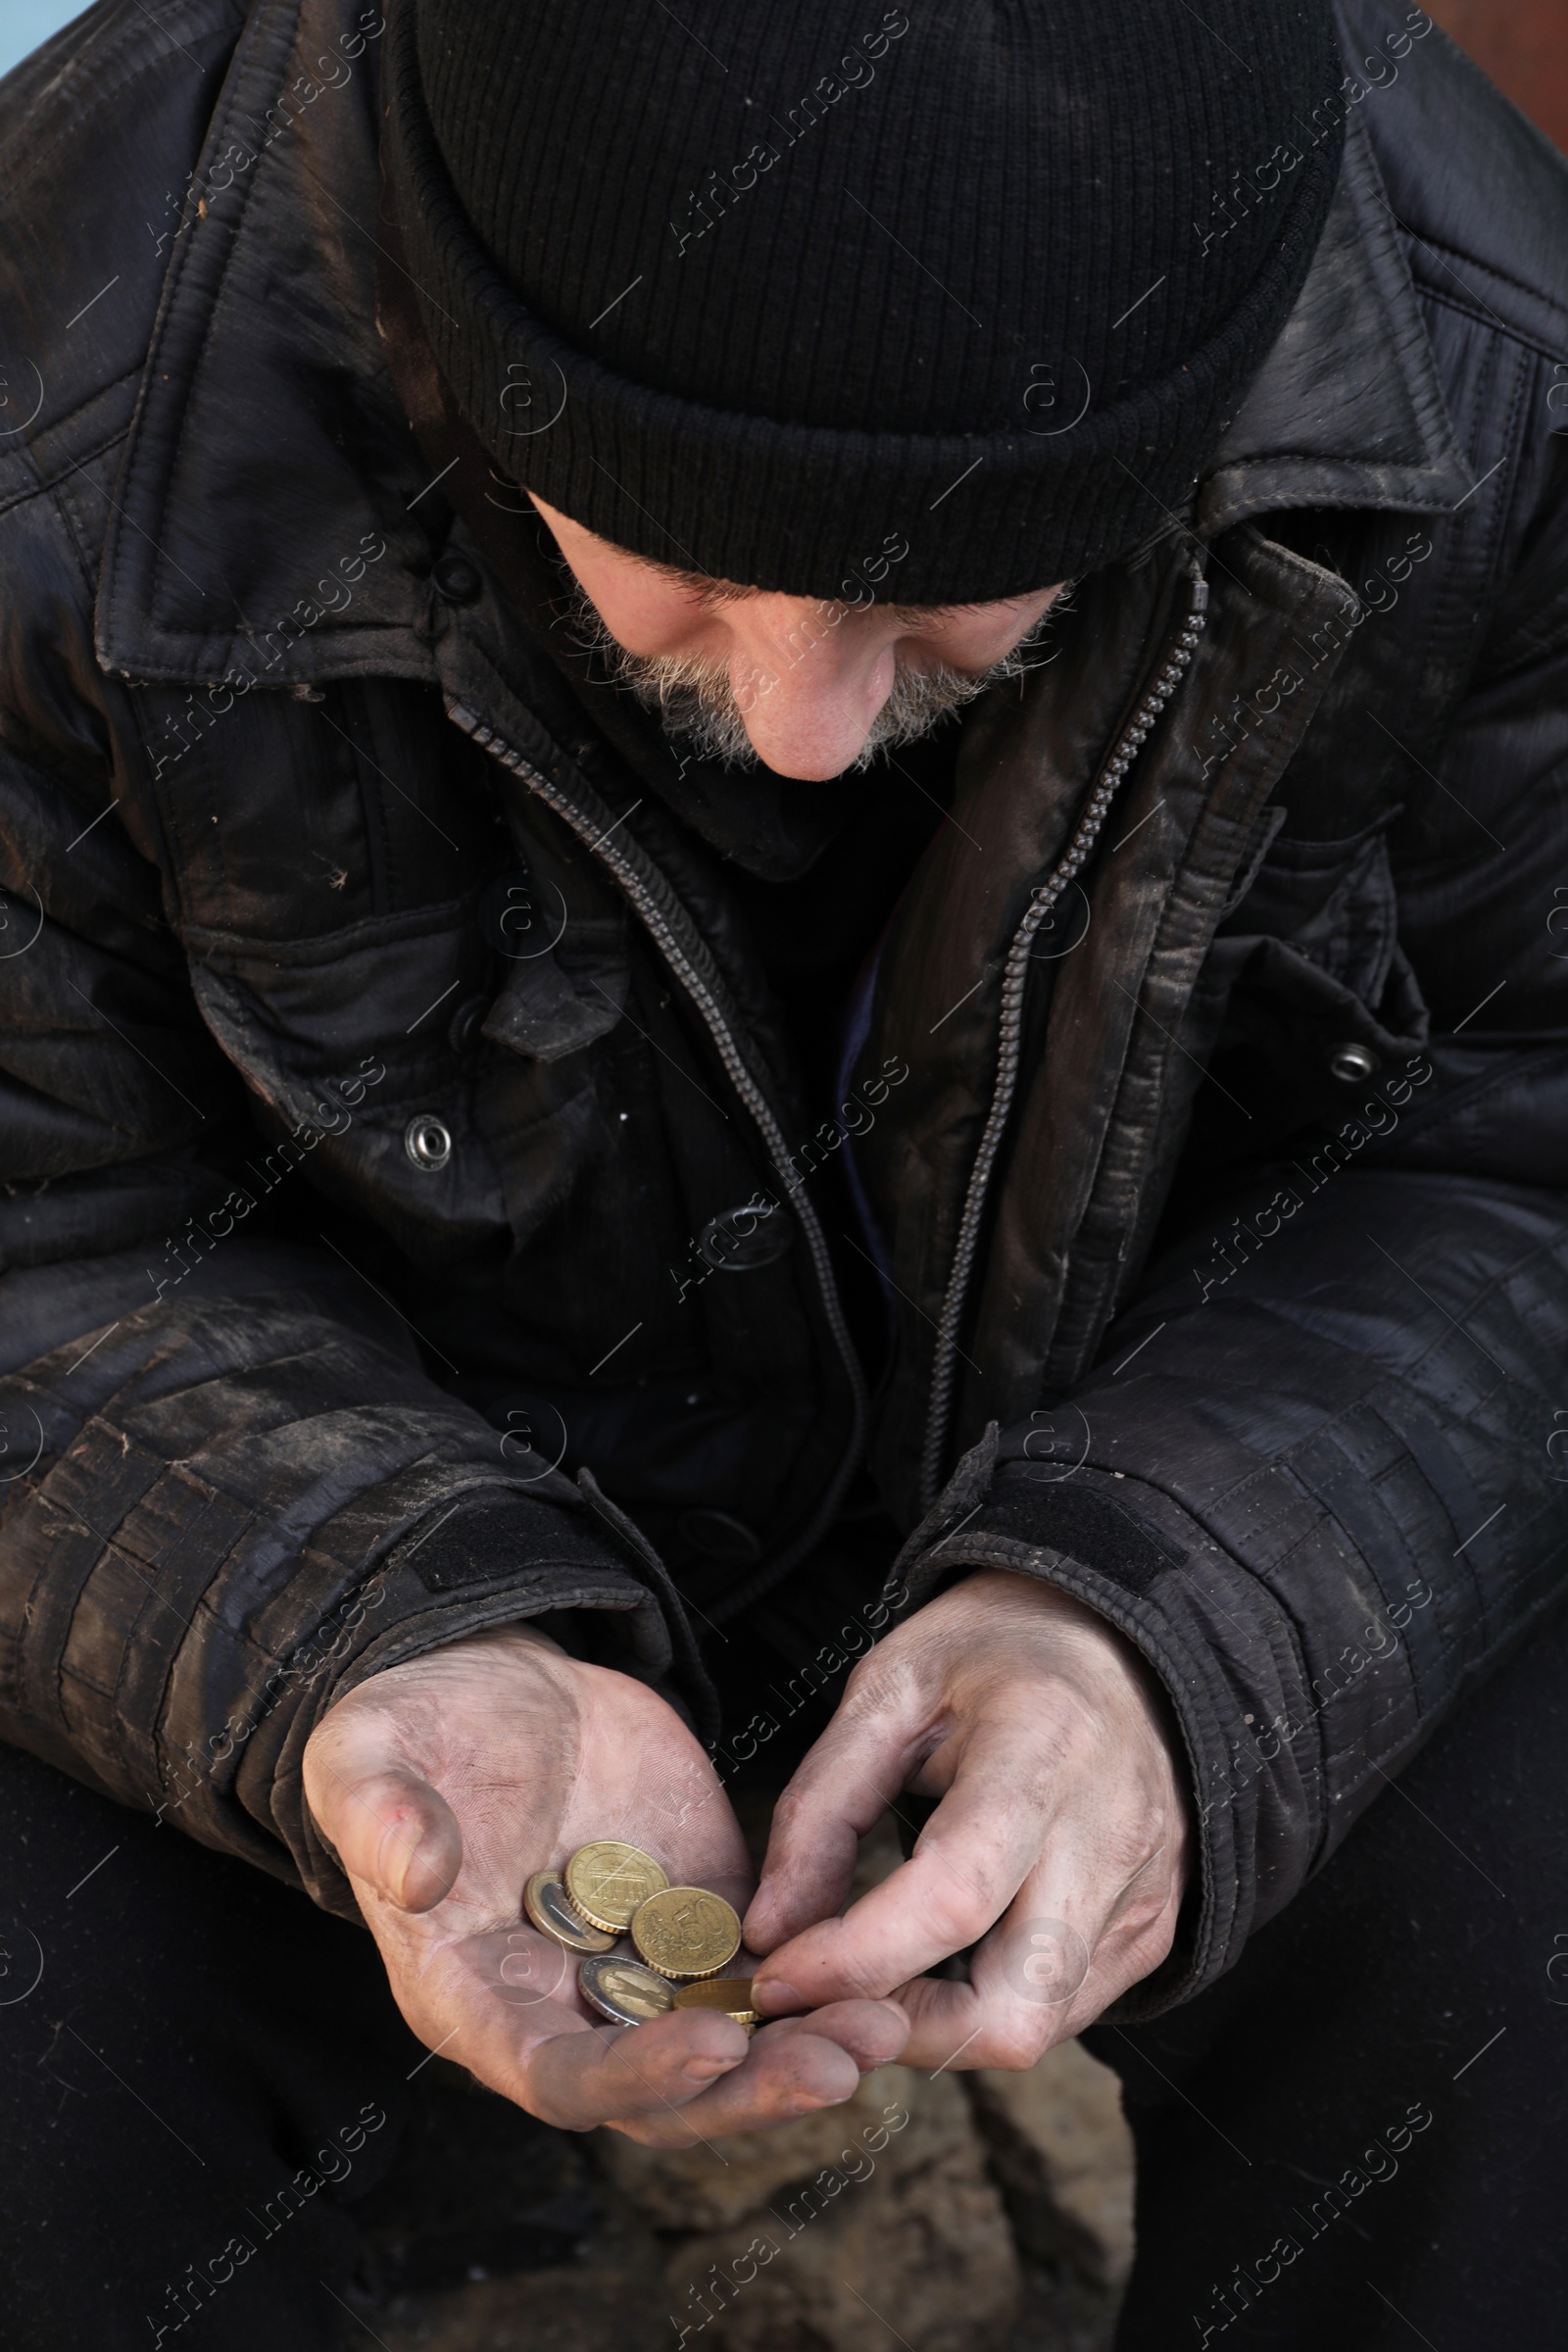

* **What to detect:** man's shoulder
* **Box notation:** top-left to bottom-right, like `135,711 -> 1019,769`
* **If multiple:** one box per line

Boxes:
1340,0 -> 1568,350
0,0 -> 247,496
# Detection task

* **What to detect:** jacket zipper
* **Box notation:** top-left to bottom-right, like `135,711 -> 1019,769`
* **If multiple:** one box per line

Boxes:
918,562 -> 1211,1511
446,698 -> 869,1610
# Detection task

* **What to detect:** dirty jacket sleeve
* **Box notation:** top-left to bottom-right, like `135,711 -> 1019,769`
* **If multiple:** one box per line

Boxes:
896,459 -> 1568,2019
0,707 -> 702,1919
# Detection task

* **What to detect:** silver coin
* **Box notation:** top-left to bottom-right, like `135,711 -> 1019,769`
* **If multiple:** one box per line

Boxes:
578,1955 -> 677,2026
524,1869 -> 616,1954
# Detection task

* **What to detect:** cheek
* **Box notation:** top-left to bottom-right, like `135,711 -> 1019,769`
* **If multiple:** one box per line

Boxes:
566,564 -> 691,649
578,566 -> 720,660
528,496 -> 709,657
913,590 -> 1059,671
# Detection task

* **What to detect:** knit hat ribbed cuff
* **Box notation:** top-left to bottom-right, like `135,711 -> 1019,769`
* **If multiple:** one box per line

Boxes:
385,0 -> 1341,604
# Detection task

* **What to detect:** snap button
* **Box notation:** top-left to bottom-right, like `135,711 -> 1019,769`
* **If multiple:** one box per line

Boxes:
678,1509 -> 762,1566
1328,1042 -> 1379,1085
431,552 -> 483,606
448,994 -> 491,1059
697,1200 -> 793,1273
404,1113 -> 453,1170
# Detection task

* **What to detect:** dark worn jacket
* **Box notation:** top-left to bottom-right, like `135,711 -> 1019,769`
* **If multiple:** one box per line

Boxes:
0,0 -> 1564,2011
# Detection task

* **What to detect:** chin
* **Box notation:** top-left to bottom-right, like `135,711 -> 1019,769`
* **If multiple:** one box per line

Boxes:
761,754 -> 865,782
745,727 -> 879,780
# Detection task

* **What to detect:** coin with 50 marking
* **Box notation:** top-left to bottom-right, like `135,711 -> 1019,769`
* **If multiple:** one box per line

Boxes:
631,1886 -> 742,1980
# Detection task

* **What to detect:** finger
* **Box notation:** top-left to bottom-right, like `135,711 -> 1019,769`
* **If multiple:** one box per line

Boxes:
494,1979 -> 904,2139
885,1974 -> 1015,2072
752,1997 -> 910,2072
744,1683 -> 928,1953
378,1927 -> 752,2128
885,1921 -> 1089,2075
526,2000 -> 902,2139
887,1942 -> 1099,2075
753,1711 -> 1054,2010
525,2008 -> 754,2132
316,1761 -> 464,1913
879,1878 -> 1105,2074
605,2023 -> 864,2147
883,1841 -> 1185,2073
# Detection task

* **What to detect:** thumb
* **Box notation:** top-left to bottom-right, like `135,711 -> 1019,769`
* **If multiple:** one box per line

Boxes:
309,1757 -> 465,1913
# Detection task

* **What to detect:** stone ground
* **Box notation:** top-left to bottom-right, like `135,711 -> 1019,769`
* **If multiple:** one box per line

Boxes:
335,1817 -> 1133,2352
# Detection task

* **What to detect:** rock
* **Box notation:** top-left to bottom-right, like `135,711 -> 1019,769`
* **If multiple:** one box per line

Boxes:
965,2042 -> 1135,2286
654,2066 -> 1020,2352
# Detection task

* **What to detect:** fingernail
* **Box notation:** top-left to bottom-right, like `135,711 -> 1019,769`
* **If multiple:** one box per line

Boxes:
685,2052 -> 742,2081
753,1977 -> 804,2015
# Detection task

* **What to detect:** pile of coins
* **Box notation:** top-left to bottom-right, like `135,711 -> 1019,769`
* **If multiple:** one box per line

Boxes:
524,1838 -> 760,2032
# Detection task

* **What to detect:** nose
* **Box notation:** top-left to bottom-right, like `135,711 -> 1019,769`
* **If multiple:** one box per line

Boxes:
727,608 -> 898,779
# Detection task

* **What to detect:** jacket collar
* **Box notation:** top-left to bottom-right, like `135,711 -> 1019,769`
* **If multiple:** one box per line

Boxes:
96,0 -> 438,691
1199,105 -> 1471,532
97,0 -> 1471,689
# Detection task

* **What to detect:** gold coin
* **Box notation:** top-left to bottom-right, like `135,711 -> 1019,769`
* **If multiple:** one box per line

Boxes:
523,1870 -> 616,1954
631,1886 -> 742,1980
671,1977 -> 757,2017
578,1955 -> 677,2026
564,1840 -> 668,1933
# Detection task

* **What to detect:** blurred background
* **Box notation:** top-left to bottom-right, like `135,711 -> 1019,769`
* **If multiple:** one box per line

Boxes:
0,0 -> 87,78
5,0 -> 1565,151
1427,0 -> 1568,150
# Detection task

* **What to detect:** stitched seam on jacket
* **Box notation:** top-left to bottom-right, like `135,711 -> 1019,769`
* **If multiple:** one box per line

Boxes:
0,3 -> 244,198
1405,236 -> 1568,348
0,405 -> 137,524
108,2 -> 303,651
1415,282 -> 1568,373
1321,1527 -> 1568,1806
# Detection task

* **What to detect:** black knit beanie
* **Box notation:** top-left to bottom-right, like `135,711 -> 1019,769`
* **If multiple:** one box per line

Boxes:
384,0 -> 1345,603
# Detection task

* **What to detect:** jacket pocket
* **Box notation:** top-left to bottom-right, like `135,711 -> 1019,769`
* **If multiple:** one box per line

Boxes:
1223,811 -> 1406,1007
181,902 -> 512,1262
1218,809 -> 1429,1075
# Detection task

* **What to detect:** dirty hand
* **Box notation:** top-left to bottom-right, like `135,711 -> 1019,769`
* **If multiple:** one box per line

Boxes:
303,1626 -> 907,2140
744,1572 -> 1187,2066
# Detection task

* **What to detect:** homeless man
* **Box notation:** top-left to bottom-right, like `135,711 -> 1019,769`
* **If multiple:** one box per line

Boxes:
0,0 -> 1565,2344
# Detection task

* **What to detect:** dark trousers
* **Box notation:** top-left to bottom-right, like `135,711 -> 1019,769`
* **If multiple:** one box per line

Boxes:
0,1741 -> 420,2349
3,1605 -> 1566,2350
1091,1597 -> 1568,2349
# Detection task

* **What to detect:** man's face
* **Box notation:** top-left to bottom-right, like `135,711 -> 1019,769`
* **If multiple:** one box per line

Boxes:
530,494 -> 1063,782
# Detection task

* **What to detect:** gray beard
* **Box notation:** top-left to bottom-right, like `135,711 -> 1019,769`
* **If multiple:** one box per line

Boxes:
570,593 -> 1058,772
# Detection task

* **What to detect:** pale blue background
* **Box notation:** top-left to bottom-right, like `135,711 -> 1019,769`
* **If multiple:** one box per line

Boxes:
0,1 -> 94,80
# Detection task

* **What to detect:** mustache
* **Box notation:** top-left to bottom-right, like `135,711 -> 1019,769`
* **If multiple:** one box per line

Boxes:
565,589 -> 1061,773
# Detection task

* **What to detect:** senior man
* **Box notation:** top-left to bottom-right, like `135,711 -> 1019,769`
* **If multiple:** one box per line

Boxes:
0,0 -> 1565,2346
